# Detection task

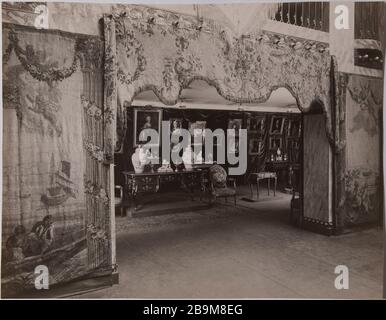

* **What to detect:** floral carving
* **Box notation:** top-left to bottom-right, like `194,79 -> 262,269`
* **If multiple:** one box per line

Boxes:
87,223 -> 108,242
76,38 -> 104,70
81,95 -> 102,120
344,168 -> 380,224
116,20 -> 147,85
106,7 -> 335,153
84,141 -> 105,162
9,30 -> 78,84
84,180 -> 110,205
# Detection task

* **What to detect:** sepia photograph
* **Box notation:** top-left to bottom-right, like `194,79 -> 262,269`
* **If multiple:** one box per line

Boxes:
1,0 -> 385,304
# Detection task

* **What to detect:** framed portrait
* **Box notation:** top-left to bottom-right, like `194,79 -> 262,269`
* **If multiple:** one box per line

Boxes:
269,136 -> 282,150
247,115 -> 266,134
189,121 -> 206,137
228,118 -> 243,131
170,118 -> 183,133
287,119 -> 301,138
133,108 -> 162,146
228,138 -> 240,154
248,137 -> 264,155
269,116 -> 284,135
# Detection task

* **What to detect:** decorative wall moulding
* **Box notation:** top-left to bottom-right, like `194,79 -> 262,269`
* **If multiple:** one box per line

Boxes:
104,6 -> 337,154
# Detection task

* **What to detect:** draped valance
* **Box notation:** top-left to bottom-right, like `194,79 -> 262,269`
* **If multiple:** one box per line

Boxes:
103,7 -> 338,154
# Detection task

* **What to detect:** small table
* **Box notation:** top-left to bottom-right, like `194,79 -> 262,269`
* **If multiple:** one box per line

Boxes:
249,172 -> 277,200
122,167 -> 211,214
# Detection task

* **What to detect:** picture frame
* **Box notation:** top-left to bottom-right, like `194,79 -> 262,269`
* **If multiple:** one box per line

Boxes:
228,137 -> 240,154
189,121 -> 206,136
269,116 -> 284,135
227,118 -> 243,132
170,118 -> 183,133
269,136 -> 283,150
188,121 -> 206,146
247,115 -> 266,134
248,137 -> 264,155
287,118 -> 301,138
288,138 -> 301,162
133,108 -> 162,146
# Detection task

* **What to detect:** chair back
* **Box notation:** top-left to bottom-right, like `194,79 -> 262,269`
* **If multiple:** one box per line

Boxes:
209,165 -> 227,188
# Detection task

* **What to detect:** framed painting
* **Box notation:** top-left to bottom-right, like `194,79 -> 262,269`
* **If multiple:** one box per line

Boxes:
133,108 -> 162,146
269,116 -> 285,135
269,136 -> 283,150
287,118 -> 301,138
247,115 -> 266,134
189,121 -> 206,137
170,118 -> 183,134
227,118 -> 243,131
248,137 -> 264,155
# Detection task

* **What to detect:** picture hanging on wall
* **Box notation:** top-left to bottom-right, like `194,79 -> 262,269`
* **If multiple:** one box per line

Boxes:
287,118 -> 301,138
269,136 -> 283,150
189,121 -> 206,137
249,137 -> 264,155
227,118 -> 243,132
269,116 -> 284,135
170,118 -> 183,134
288,138 -> 301,162
247,115 -> 266,134
188,121 -> 206,147
134,108 -> 162,146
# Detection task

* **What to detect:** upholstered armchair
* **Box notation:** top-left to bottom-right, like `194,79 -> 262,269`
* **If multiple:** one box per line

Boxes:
208,165 -> 237,205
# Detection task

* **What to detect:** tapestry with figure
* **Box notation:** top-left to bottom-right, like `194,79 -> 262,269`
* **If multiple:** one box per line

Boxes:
2,24 -> 110,297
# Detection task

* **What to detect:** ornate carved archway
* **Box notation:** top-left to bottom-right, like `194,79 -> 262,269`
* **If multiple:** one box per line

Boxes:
103,6 -> 339,157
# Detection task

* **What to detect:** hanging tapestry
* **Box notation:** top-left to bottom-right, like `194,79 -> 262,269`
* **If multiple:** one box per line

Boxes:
103,6 -> 337,156
342,74 -> 383,226
2,24 -> 110,297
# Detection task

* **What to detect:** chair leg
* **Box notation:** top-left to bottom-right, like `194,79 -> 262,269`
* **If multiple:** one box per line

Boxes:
234,195 -> 236,206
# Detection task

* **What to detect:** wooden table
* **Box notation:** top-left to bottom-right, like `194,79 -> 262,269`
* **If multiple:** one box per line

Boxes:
122,166 -> 211,214
249,172 -> 277,200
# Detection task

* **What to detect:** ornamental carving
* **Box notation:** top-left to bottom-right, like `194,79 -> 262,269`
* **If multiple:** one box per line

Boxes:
4,25 -> 104,85
104,7 -> 337,153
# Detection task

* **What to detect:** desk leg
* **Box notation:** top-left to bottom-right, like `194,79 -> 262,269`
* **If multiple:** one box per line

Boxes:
268,178 -> 270,196
274,177 -> 277,197
256,179 -> 260,200
127,193 -> 135,217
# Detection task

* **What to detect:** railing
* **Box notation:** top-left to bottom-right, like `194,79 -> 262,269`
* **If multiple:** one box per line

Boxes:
354,2 -> 383,41
269,2 -> 329,32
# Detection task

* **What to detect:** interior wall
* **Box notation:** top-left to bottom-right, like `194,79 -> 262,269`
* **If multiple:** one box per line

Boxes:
303,113 -> 332,224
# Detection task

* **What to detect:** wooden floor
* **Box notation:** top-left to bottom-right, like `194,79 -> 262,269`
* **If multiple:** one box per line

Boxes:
75,186 -> 383,299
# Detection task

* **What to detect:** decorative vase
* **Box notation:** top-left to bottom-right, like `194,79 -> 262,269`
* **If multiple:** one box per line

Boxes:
132,148 -> 145,173
182,146 -> 194,170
